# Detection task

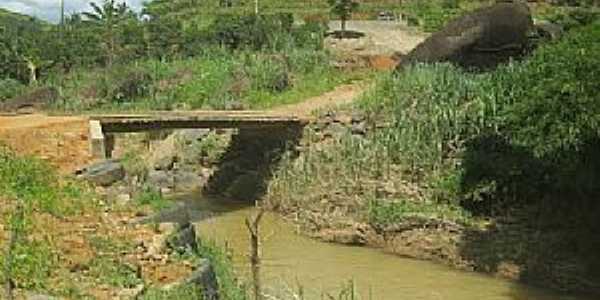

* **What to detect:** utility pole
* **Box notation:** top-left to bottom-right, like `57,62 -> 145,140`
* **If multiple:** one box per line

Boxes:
255,0 -> 259,14
60,0 -> 65,26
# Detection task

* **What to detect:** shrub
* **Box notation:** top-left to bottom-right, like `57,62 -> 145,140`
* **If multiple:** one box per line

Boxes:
292,19 -> 328,50
207,13 -> 294,50
543,7 -> 600,31
242,54 -> 290,92
107,68 -> 153,102
0,78 -> 25,102
503,23 -> 600,157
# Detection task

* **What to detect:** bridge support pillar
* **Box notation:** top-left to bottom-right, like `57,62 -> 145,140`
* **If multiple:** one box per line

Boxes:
89,120 -> 114,159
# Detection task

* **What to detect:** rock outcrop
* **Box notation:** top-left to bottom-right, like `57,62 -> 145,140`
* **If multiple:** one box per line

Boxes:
396,1 -> 534,71
0,86 -> 59,114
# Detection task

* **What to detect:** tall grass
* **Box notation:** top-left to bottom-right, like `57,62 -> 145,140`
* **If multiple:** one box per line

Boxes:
50,47 -> 361,112
267,23 -> 600,225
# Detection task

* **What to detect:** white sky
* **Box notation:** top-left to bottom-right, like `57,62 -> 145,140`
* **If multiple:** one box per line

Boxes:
0,0 -> 146,23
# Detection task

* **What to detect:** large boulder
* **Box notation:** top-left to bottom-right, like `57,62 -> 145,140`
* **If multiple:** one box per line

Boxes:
1,86 -> 59,114
77,159 -> 125,186
396,0 -> 534,71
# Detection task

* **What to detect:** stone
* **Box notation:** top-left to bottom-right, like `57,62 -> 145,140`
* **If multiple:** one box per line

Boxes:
116,193 -> 132,205
174,171 -> 203,191
147,170 -> 175,189
351,122 -> 367,136
26,294 -> 58,300
396,1 -> 534,71
178,129 -> 211,144
158,222 -> 177,234
186,259 -> 219,300
117,284 -> 145,299
167,222 -> 198,253
148,134 -> 178,171
323,122 -> 348,139
78,159 -> 125,186
351,112 -> 366,123
1,86 -> 59,114
534,20 -> 563,41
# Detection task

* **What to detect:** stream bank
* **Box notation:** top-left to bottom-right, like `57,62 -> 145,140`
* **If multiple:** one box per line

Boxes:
93,123 -> 599,299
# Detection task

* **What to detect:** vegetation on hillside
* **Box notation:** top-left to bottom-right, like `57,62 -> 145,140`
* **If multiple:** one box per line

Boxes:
266,21 -> 600,292
0,0 -> 366,111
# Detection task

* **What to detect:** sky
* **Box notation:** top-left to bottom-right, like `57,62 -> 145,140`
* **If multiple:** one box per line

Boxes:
0,0 -> 146,23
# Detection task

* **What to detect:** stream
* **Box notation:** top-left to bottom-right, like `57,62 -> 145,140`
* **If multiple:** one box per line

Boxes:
173,194 -> 592,300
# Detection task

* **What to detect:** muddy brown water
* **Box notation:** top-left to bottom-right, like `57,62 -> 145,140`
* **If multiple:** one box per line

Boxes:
174,194 -> 592,300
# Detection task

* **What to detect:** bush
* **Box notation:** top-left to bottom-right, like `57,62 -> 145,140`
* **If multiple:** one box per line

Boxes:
0,78 -> 25,102
401,0 -> 462,32
105,68 -> 153,102
207,13 -> 294,50
242,54 -> 290,92
292,19 -> 328,50
543,7 -> 600,31
357,23 -> 600,213
503,23 -> 600,157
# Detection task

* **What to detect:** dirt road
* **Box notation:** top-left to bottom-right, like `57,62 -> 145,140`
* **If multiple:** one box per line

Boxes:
0,115 -> 91,173
0,82 -> 367,173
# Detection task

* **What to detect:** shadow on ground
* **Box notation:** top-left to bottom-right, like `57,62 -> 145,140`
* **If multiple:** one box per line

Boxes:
138,125 -> 304,225
326,30 -> 366,39
458,133 -> 600,295
203,125 -> 304,202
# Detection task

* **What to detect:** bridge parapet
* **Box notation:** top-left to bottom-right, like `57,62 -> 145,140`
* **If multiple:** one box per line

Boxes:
89,111 -> 308,159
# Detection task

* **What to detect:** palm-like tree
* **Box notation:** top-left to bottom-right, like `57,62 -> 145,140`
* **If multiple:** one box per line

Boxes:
328,0 -> 359,38
82,0 -> 134,66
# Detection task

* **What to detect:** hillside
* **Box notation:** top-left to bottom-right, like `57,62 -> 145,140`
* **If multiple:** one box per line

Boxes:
0,8 -> 48,27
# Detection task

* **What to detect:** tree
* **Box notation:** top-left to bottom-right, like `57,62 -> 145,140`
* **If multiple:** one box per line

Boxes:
82,0 -> 136,66
0,18 -> 54,84
328,0 -> 359,38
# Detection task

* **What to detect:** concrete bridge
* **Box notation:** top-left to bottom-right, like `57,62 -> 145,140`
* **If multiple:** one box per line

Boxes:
89,111 -> 308,159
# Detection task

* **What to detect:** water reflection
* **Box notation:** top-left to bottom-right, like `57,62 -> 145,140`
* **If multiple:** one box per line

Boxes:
171,195 -> 592,300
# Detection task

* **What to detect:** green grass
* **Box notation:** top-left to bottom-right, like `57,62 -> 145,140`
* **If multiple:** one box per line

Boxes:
1,239 -> 55,291
196,241 -> 248,300
140,285 -> 204,300
49,47 -> 366,113
134,187 -> 172,212
267,22 -> 600,227
88,257 -> 142,288
0,145 -> 92,292
368,199 -> 473,227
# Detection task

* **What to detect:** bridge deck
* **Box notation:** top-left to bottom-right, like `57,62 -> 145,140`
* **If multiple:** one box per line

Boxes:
92,111 -> 308,133
89,111 -> 308,159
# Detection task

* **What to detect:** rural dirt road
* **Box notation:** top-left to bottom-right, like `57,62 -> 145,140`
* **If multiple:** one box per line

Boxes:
0,21 -> 425,173
0,82 -> 367,173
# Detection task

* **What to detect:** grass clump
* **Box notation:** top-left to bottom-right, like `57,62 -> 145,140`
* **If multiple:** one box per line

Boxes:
88,257 -> 142,288
51,47 -> 361,112
140,285 -> 204,300
368,199 -> 472,227
197,241 -> 248,300
134,187 -> 172,212
0,145 -> 92,293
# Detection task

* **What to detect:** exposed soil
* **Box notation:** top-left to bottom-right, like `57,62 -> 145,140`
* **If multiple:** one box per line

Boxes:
0,114 -> 91,174
326,20 -> 427,70
272,82 -> 367,118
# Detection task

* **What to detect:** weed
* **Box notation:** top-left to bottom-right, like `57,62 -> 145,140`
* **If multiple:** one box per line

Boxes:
197,241 -> 249,300
140,284 -> 203,300
0,238 -> 54,291
88,257 -> 142,288
134,187 -> 172,212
